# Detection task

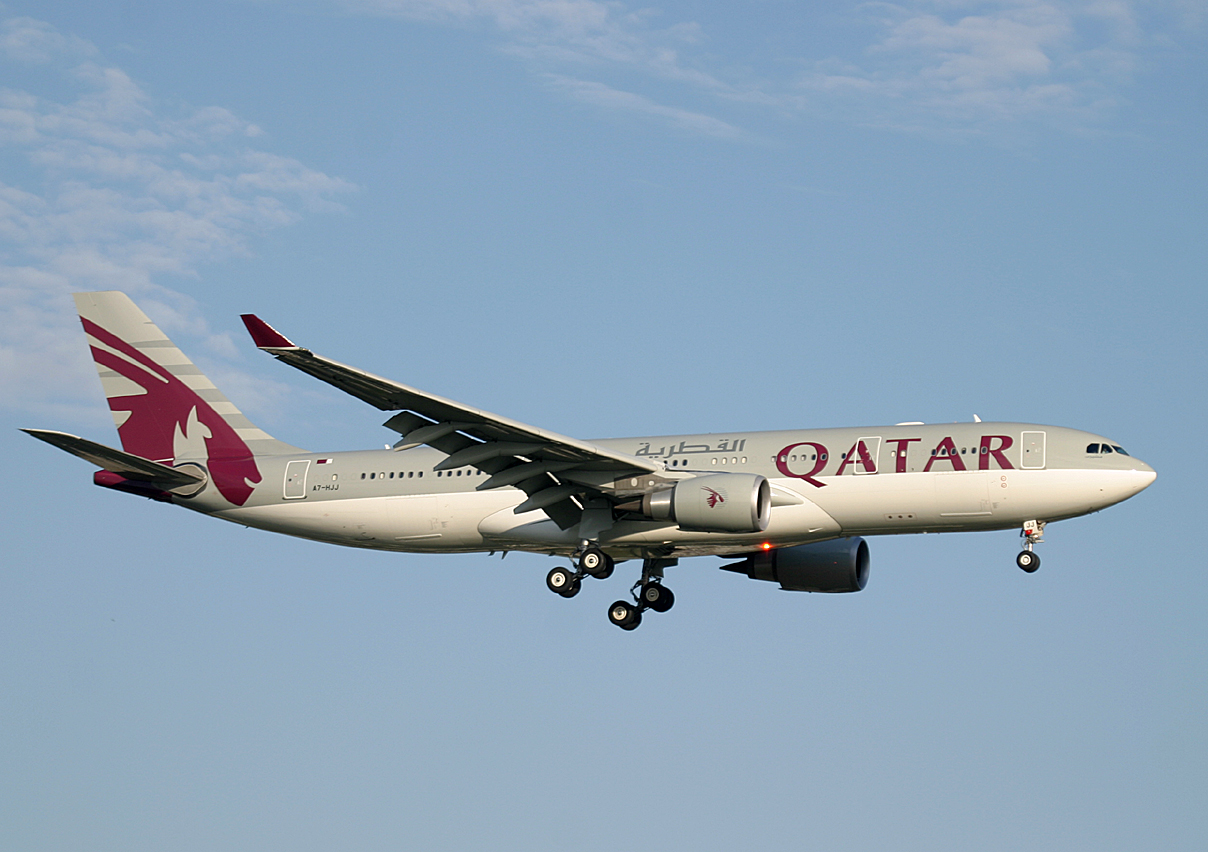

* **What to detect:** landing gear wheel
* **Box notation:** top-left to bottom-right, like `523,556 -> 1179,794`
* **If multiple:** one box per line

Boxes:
547,566 -> 580,596
608,600 -> 642,630
640,583 -> 674,613
579,546 -> 614,579
1016,550 -> 1040,573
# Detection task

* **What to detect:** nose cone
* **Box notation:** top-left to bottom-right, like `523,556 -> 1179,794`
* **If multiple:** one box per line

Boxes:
1106,462 -> 1156,506
1129,465 -> 1157,496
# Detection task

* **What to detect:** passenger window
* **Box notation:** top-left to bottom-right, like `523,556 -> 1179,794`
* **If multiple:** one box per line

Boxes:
370,472 -> 375,479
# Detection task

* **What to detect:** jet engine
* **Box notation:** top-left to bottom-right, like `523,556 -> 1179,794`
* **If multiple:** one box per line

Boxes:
722,537 -> 870,592
638,473 -> 771,534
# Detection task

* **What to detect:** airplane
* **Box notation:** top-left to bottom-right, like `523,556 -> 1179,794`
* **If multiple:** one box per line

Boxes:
25,291 -> 1157,630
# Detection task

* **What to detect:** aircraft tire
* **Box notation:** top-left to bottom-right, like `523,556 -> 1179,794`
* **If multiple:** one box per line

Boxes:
547,566 -> 577,595
592,554 -> 615,580
580,547 -> 613,579
1016,551 -> 1040,573
608,600 -> 640,630
640,583 -> 674,613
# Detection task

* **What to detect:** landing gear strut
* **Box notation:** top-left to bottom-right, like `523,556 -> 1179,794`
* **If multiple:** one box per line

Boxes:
608,556 -> 676,631
1016,520 -> 1045,573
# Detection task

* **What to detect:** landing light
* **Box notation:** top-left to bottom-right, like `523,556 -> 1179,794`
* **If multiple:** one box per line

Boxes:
762,542 -> 772,551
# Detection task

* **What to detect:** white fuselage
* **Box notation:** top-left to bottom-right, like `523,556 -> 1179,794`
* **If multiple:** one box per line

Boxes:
191,422 -> 1155,561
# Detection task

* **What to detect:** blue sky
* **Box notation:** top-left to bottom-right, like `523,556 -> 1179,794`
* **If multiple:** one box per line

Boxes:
2,2 -> 1205,849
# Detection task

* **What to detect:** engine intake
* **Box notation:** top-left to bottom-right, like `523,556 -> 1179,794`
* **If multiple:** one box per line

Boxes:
642,473 -> 771,534
722,538 -> 870,592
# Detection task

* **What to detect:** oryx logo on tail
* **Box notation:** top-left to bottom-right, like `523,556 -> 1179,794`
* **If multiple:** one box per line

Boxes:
80,316 -> 261,506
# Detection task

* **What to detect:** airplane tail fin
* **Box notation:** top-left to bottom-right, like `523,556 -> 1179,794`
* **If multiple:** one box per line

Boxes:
73,291 -> 302,504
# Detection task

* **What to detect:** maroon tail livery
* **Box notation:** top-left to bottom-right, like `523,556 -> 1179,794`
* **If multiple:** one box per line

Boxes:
73,292 -> 297,506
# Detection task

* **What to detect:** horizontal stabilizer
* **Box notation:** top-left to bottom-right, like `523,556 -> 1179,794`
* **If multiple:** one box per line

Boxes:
22,429 -> 206,489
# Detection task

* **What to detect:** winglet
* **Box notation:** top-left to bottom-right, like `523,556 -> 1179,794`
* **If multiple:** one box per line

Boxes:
241,314 -> 298,350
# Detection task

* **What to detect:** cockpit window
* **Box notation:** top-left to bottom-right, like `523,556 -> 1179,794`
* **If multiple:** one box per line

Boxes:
1086,443 -> 1100,453
1112,445 -> 1129,456
1101,444 -> 1113,454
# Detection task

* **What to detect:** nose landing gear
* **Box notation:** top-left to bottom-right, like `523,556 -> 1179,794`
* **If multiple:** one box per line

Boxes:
1016,520 -> 1045,573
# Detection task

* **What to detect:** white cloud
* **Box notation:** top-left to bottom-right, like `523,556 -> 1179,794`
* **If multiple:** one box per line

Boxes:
338,0 -> 1187,139
792,1 -> 1157,134
0,17 -> 356,422
0,15 -> 95,64
343,0 -> 740,129
546,74 -> 751,140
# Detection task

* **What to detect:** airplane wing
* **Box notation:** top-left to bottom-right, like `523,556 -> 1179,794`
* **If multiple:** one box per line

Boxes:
22,429 -> 207,489
241,314 -> 663,529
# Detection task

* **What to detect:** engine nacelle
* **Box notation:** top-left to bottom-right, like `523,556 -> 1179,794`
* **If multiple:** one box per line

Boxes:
722,537 -> 870,592
643,473 -> 771,534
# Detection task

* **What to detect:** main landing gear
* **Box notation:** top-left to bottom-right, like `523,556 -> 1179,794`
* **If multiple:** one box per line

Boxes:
545,544 -> 615,599
545,548 -> 676,631
1016,520 -> 1045,573
607,557 -> 676,632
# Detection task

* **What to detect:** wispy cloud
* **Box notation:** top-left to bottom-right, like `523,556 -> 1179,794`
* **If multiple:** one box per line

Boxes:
342,0 -> 741,135
0,17 -> 356,422
545,74 -> 752,141
793,1 -> 1152,135
338,1 -> 1193,139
